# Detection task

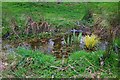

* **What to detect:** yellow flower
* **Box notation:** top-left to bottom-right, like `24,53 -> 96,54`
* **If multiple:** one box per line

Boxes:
84,34 -> 99,50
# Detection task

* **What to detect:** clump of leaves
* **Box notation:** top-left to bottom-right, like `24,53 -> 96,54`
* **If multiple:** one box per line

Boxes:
84,34 -> 99,50
72,31 -> 82,44
63,32 -> 82,46
63,35 -> 72,46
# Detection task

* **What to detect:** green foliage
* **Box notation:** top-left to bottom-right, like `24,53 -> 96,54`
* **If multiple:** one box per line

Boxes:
113,37 -> 120,48
2,48 -> 118,78
16,47 -> 56,65
69,50 -> 104,62
72,32 -> 82,44
63,35 -> 72,46
69,50 -> 118,78
64,32 -> 82,46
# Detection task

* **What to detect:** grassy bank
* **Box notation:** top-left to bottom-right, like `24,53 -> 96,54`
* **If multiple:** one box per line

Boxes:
2,47 -> 118,78
2,2 -> 118,35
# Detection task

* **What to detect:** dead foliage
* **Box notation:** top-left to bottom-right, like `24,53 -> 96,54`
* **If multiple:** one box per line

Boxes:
25,16 -> 50,35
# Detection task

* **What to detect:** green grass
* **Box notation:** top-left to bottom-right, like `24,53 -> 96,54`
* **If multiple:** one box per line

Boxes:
2,2 -> 119,41
16,47 -> 56,65
2,2 -> 119,40
113,37 -> 120,48
2,48 -> 119,78
2,2 -> 119,78
2,2 -> 85,27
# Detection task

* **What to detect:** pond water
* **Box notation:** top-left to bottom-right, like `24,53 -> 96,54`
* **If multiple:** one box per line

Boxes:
2,33 -> 108,58
2,27 -> 110,59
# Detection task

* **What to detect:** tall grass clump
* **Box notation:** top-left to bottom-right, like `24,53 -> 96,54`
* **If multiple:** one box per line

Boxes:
64,32 -> 82,46
63,35 -> 72,46
72,31 -> 82,44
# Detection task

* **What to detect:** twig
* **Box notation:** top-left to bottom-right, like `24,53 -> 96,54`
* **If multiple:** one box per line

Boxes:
84,57 -> 107,73
50,66 -> 63,71
68,64 -> 81,76
84,57 -> 95,68
50,66 -> 60,69
12,28 -> 21,39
